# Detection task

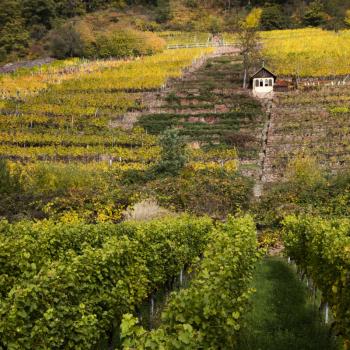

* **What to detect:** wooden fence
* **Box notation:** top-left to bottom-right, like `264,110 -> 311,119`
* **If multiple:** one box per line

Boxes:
167,42 -> 236,49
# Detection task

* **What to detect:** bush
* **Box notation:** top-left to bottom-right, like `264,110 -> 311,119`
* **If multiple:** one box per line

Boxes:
155,129 -> 187,176
146,168 -> 253,219
49,22 -> 86,58
95,28 -> 165,59
254,158 -> 350,228
285,154 -> 324,189
194,14 -> 224,33
345,9 -> 350,27
0,160 -> 20,195
49,21 -> 165,59
0,160 -> 27,220
133,18 -> 160,32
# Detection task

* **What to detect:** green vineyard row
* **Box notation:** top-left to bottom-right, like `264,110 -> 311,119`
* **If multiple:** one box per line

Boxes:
283,215 -> 350,344
0,215 -> 213,349
121,215 -> 260,349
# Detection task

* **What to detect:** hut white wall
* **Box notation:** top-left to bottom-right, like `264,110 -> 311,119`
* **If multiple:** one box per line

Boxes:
253,78 -> 274,93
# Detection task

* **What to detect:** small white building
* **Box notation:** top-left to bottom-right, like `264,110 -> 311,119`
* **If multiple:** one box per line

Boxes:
250,67 -> 277,94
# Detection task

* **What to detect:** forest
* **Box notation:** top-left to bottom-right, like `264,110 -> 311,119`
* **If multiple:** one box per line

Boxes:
1,0 -> 350,62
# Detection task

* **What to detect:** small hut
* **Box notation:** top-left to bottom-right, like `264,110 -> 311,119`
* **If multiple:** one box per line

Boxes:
250,66 -> 277,94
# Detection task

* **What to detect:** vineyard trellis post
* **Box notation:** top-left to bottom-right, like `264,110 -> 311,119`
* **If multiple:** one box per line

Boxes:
324,303 -> 329,324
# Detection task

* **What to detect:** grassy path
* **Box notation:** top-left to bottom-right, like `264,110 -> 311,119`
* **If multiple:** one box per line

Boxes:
238,257 -> 339,350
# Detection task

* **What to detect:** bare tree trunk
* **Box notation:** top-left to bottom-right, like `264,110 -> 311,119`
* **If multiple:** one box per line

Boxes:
243,67 -> 247,89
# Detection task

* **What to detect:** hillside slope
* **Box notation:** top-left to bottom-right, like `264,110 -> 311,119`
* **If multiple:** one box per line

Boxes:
137,47 -> 267,181
263,86 -> 350,184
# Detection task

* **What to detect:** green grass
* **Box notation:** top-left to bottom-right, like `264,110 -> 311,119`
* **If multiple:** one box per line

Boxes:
238,257 -> 340,350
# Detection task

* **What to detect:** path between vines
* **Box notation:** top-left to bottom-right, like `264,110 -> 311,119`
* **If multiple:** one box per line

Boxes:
237,257 -> 339,350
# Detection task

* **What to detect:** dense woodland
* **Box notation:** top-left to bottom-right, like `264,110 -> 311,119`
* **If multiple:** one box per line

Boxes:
1,0 -> 350,62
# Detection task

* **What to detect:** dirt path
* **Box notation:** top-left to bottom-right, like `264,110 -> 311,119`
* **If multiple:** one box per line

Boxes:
253,99 -> 274,198
0,57 -> 55,74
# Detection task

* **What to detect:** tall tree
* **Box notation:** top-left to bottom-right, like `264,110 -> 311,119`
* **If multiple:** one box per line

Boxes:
237,8 -> 261,88
261,4 -> 289,30
0,0 -> 29,61
56,0 -> 86,18
303,0 -> 328,26
0,0 -> 21,28
22,0 -> 56,28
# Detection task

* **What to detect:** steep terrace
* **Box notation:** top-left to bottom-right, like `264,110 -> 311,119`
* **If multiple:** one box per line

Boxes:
137,52 -> 267,180
263,86 -> 350,183
0,49 -> 211,165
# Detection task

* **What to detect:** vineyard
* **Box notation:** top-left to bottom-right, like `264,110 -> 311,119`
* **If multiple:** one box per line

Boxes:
283,215 -> 350,345
157,29 -> 350,78
0,214 -> 260,349
0,215 -> 213,348
158,32 -> 237,47
121,216 -> 259,349
138,52 -> 266,179
0,49 -> 212,166
264,85 -> 350,182
252,29 -> 350,349
262,29 -> 350,77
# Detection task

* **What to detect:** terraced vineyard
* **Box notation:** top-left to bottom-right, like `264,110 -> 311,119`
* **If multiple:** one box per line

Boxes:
0,49 -> 211,166
264,86 -> 350,183
0,47 -> 266,221
138,50 -> 266,179
262,29 -> 350,77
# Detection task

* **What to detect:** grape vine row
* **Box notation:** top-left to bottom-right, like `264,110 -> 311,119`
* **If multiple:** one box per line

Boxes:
283,215 -> 350,345
0,215 -> 213,349
121,215 -> 260,349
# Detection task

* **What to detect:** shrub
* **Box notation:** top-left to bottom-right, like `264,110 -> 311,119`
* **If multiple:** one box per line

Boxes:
0,160 -> 20,195
345,9 -> 350,27
49,22 -> 165,59
95,28 -> 165,58
254,162 -> 350,229
146,169 -> 253,219
133,18 -> 160,32
285,154 -> 324,189
155,129 -> 187,176
194,14 -> 224,33
49,22 -> 86,58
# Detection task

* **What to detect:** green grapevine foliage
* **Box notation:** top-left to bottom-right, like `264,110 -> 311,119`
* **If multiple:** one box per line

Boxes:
283,215 -> 350,343
0,215 -> 213,349
121,215 -> 260,349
